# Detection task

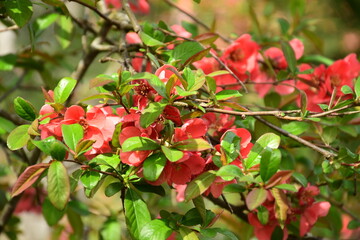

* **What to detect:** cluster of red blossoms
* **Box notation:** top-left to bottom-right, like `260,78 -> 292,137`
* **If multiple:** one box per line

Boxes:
194,34 -> 360,112
248,185 -> 331,240
38,62 -> 331,238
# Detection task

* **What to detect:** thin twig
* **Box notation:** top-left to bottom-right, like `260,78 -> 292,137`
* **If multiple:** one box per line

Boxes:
163,0 -> 231,43
68,0 -> 132,31
309,103 -> 357,118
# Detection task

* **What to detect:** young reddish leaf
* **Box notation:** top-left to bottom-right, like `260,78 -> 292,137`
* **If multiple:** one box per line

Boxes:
299,90 -> 308,115
48,160 -> 70,210
194,33 -> 219,45
11,163 -> 50,197
185,171 -> 216,202
183,47 -> 211,68
174,139 -> 212,151
245,188 -> 268,211
265,170 -> 293,189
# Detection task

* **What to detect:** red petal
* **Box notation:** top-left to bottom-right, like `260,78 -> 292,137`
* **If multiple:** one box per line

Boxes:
64,105 -> 85,121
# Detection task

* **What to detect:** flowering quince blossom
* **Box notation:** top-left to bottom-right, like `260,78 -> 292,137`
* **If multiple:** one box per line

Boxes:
61,105 -> 120,157
126,32 -> 152,73
297,54 -> 360,112
252,38 -> 304,97
104,0 -> 150,14
221,34 -> 260,81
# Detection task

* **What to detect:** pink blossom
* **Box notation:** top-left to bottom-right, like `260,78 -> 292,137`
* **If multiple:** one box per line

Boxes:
104,0 -> 150,14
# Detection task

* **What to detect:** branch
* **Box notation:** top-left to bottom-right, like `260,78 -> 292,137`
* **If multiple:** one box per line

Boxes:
67,0 -> 132,31
0,195 -> 22,234
0,25 -> 18,33
121,0 -> 141,33
254,116 -> 336,159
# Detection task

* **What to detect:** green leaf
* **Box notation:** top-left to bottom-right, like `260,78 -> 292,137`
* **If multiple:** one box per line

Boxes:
245,188 -> 267,211
192,196 -> 206,226
257,206 -> 269,225
130,72 -> 167,98
220,131 -> 240,164
292,172 -> 308,187
172,41 -> 203,65
278,18 -> 290,35
4,0 -> 33,27
54,77 -> 77,104
161,146 -> 183,162
68,200 -> 90,216
140,32 -> 165,47
81,171 -> 101,190
216,165 -> 243,181
7,125 -> 30,150
179,227 -> 199,240
355,77 -> 360,99
181,208 -> 203,226
105,182 -> 123,197
0,117 -> 16,133
42,197 -> 66,226
33,13 -> 59,37
215,90 -> 242,101
200,228 -> 238,240
100,217 -> 121,240
0,54 -> 17,71
55,15 -> 73,49
300,55 -> 334,66
139,219 -> 172,240
299,90 -> 308,115
62,124 -> 83,151
260,149 -> 281,182
341,85 -> 353,95
245,133 -> 281,169
143,153 -> 167,181
125,188 -> 151,239
282,121 -> 310,135
174,138 -> 212,151
48,160 -> 70,210
348,220 -> 360,230
91,154 -> 120,169
11,163 -> 49,197
122,136 -> 160,152
50,141 -> 67,161
140,102 -> 167,128
274,184 -> 297,192
281,41 -> 297,74
185,172 -> 216,202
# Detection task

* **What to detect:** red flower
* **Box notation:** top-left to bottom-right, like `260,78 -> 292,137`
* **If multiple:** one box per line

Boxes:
221,34 -> 259,80
299,201 -> 330,237
104,0 -> 150,14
